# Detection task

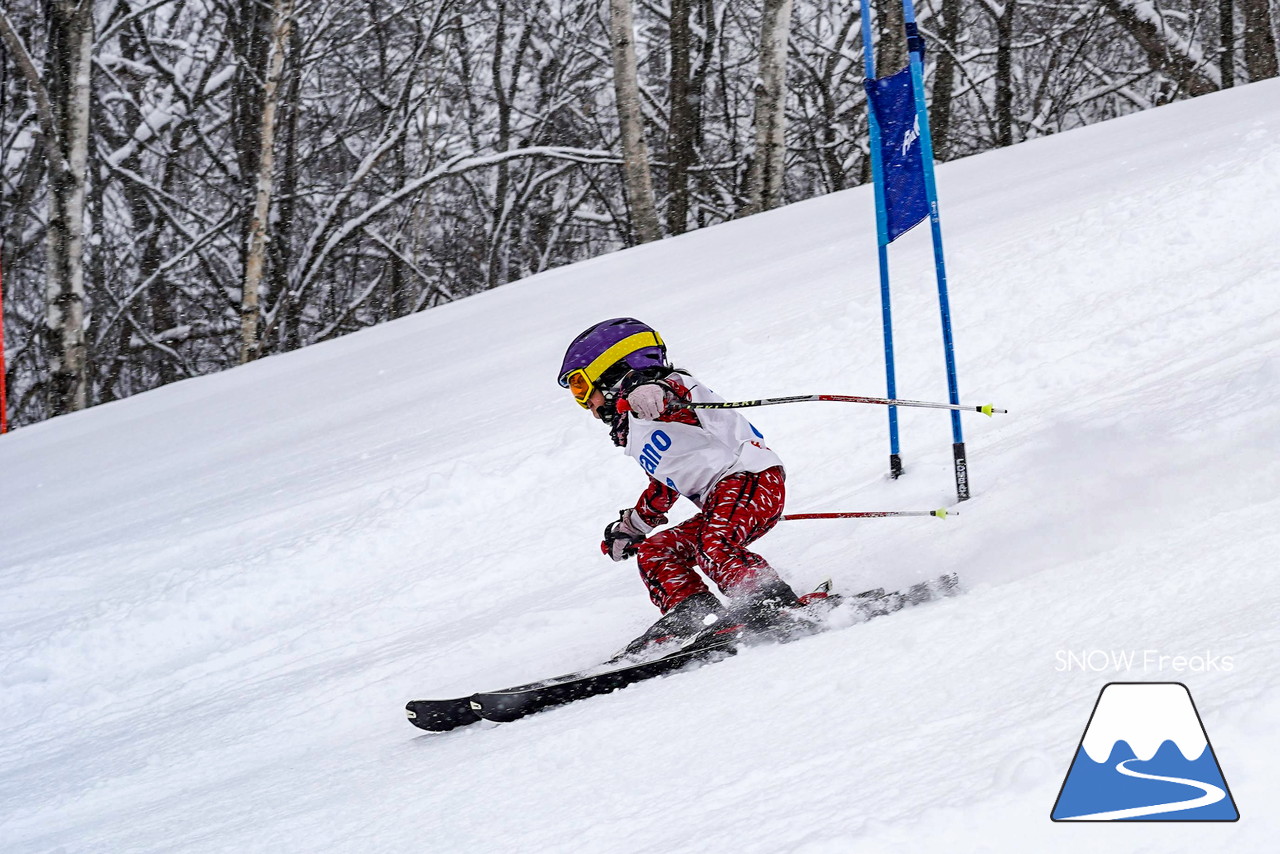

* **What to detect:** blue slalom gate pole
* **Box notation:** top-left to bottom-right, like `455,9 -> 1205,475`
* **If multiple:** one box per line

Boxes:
900,0 -> 969,500
859,0 -> 903,480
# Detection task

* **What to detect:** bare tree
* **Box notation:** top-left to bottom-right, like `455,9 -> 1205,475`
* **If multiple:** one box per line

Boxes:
1099,0 -> 1221,97
744,0 -> 795,215
607,0 -> 660,244
240,0 -> 294,363
988,0 -> 1017,147
928,0 -> 961,159
875,0 -> 907,73
666,0 -> 695,235
1240,0 -> 1279,80
1219,0 -> 1237,87
788,0 -> 864,193
0,1 -> 93,415
2,0 -> 1268,430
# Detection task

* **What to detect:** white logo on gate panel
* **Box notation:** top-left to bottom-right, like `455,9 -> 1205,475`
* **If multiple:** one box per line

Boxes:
901,115 -> 920,157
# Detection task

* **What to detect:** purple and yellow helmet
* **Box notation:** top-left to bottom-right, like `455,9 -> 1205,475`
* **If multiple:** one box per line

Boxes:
558,318 -> 668,408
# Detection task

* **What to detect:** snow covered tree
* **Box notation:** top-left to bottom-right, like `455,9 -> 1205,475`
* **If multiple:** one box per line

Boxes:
666,0 -> 696,234
1099,0 -> 1220,98
239,0 -> 294,364
0,0 -> 93,415
2,0 -> 1272,429
744,0 -> 795,215
1239,0 -> 1279,80
608,0 -> 661,244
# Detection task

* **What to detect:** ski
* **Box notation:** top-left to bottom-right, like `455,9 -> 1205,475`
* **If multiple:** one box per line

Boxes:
404,697 -> 482,732
406,573 -> 958,733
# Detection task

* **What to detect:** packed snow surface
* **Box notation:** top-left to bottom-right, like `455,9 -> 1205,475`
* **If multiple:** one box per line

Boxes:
3,80 -> 1279,852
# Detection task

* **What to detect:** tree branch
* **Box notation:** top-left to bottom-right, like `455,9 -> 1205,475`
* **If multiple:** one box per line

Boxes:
0,6 -> 69,174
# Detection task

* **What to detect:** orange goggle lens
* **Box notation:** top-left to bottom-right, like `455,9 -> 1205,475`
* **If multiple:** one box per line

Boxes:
565,370 -> 594,407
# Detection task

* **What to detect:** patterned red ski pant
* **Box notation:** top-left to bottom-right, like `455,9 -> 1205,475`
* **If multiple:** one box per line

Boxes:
634,466 -> 786,613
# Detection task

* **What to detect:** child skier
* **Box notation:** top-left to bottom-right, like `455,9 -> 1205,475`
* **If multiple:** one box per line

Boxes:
557,317 -> 803,655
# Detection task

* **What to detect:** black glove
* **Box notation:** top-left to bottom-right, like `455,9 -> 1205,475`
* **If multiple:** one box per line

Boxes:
601,509 -> 653,561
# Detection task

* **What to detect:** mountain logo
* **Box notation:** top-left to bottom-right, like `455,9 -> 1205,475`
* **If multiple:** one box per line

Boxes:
1051,682 -> 1239,821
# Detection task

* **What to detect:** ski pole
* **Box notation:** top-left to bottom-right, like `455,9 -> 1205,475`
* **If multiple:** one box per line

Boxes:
782,509 -> 955,520
679,394 -> 1006,416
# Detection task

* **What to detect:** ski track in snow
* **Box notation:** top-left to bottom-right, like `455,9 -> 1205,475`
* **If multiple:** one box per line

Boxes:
2,80 -> 1280,853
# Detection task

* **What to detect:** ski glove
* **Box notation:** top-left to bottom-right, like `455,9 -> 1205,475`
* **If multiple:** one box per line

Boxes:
625,383 -> 668,421
601,508 -> 654,561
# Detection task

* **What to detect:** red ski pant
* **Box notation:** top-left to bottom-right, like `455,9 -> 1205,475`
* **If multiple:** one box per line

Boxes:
634,466 -> 786,613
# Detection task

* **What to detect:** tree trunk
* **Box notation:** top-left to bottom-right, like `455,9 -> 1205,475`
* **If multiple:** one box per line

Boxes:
744,0 -> 794,215
874,0 -> 907,76
995,1 -> 1017,148
1240,0 -> 1279,81
489,0 -> 514,288
929,0 -> 960,160
240,0 -> 294,364
276,23 -> 303,353
1219,0 -> 1236,88
691,0 -> 717,228
667,0 -> 694,235
44,0 -> 94,415
608,0 -> 661,245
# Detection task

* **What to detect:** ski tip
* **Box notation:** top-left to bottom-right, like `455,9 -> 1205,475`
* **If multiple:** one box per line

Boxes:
405,698 -> 482,733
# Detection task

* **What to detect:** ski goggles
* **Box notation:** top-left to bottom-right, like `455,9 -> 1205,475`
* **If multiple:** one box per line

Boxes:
562,368 -> 596,408
558,330 -> 664,409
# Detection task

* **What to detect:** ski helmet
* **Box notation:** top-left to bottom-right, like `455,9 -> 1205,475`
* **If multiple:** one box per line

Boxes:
558,318 -> 668,408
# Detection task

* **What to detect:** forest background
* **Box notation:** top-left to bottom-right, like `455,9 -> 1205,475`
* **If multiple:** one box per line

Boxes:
1,0 -> 1277,428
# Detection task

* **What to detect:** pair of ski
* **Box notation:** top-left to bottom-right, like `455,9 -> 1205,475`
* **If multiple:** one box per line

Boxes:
406,572 -> 959,733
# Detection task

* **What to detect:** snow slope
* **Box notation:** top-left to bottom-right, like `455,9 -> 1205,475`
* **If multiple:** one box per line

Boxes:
3,80 -> 1279,853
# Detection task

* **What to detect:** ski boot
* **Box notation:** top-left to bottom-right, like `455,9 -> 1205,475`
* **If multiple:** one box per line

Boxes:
721,580 -> 808,637
618,591 -> 725,659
